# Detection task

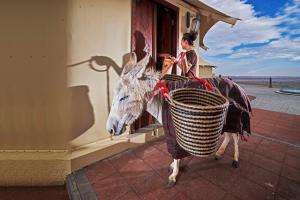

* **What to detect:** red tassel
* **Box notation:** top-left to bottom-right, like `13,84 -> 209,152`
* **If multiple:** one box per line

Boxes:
188,77 -> 214,91
152,82 -> 169,98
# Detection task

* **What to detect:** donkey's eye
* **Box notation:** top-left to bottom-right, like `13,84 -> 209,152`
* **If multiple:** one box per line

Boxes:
120,96 -> 129,102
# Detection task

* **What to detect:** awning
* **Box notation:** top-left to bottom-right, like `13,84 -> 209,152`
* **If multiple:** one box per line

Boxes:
183,0 -> 240,50
198,56 -> 216,68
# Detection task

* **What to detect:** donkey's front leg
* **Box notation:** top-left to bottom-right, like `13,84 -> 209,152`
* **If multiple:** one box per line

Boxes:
232,133 -> 240,168
215,132 -> 231,160
168,159 -> 180,187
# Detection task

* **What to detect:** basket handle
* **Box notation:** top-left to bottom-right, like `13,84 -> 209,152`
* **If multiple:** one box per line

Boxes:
188,75 -> 214,91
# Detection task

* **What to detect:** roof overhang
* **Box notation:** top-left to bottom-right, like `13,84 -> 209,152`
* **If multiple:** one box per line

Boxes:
183,0 -> 240,50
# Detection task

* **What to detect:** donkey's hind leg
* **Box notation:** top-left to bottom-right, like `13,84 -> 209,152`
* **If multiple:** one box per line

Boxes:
232,133 -> 240,168
168,159 -> 180,187
215,132 -> 231,160
168,159 -> 175,175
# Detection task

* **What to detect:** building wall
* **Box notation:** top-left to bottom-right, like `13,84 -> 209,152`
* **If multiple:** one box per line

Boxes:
0,0 -> 198,150
69,0 -> 199,147
0,0 -> 131,185
67,0 -> 132,147
199,66 -> 213,78
0,0 -> 71,186
0,0 -> 70,150
0,0 -> 131,149
0,0 -> 200,185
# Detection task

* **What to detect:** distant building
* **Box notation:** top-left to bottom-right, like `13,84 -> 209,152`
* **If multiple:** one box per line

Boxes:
198,57 -> 216,78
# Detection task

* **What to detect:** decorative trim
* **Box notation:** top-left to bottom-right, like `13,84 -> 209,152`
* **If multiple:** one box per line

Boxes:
66,170 -> 98,200
0,127 -> 164,186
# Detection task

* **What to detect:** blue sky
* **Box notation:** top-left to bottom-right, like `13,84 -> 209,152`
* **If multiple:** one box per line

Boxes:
200,0 -> 300,76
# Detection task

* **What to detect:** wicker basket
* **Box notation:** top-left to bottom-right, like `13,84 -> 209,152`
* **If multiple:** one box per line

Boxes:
162,74 -> 188,82
166,88 -> 229,157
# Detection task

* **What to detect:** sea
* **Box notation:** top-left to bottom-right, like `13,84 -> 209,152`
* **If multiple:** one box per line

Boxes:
226,76 -> 300,89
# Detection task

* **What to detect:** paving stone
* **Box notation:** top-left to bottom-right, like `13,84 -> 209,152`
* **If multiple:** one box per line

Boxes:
229,177 -> 275,200
276,176 -> 300,200
240,163 -> 279,191
284,154 -> 300,170
281,165 -> 300,183
287,147 -> 300,159
85,159 -> 117,183
91,173 -> 131,200
133,173 -> 179,200
119,191 -> 141,200
176,176 -> 226,200
255,140 -> 287,163
249,153 -> 282,175
197,165 -> 239,191
221,194 -> 240,200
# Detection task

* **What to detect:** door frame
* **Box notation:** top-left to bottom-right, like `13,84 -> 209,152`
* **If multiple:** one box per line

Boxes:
130,0 -> 179,133
152,0 -> 179,64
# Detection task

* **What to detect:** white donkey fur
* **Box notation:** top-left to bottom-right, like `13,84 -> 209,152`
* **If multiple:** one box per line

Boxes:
106,52 -> 240,187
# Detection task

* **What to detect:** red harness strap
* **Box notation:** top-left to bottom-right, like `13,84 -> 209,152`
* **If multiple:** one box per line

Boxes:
150,76 -> 214,99
188,77 -> 214,91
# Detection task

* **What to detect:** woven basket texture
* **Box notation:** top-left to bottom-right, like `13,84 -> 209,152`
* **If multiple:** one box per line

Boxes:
167,88 -> 229,157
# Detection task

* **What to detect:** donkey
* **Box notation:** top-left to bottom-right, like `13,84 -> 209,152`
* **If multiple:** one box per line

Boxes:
106,52 -> 251,187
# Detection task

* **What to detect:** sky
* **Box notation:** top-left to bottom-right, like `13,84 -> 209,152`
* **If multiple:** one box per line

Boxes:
200,0 -> 300,76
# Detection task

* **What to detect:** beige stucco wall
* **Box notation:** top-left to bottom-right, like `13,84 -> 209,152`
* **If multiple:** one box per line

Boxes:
0,0 -> 131,185
69,0 -> 197,148
199,66 -> 213,78
0,0 -> 131,149
0,0 -> 70,150
67,0 -> 132,147
0,0 -> 71,186
0,0 -> 198,151
0,0 -> 201,185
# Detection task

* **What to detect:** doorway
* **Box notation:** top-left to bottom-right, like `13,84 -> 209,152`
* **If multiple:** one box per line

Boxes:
131,0 -> 178,132
155,2 -> 178,73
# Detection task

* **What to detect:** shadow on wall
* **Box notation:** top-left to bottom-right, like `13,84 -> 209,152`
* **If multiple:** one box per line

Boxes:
133,31 -> 147,61
70,85 -> 94,141
67,54 -> 131,141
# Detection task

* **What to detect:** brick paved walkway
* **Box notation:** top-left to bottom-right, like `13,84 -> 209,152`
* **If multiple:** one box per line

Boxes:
85,107 -> 300,200
252,108 -> 300,146
85,136 -> 300,200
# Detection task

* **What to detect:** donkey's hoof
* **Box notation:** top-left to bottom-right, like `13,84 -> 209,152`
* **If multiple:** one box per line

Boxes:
215,155 -> 222,160
232,160 -> 239,168
167,180 -> 176,188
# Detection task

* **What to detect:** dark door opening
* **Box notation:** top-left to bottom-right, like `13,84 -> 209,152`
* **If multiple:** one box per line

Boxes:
131,0 -> 178,132
155,2 -> 178,73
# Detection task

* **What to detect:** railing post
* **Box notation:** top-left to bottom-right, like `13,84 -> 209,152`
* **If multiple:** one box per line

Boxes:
269,77 -> 272,88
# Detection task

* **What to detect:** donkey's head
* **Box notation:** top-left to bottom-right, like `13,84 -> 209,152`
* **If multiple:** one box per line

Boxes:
106,52 -> 160,135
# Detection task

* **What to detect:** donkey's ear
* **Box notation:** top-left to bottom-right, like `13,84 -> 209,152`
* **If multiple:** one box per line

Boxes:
136,53 -> 151,78
121,52 -> 137,77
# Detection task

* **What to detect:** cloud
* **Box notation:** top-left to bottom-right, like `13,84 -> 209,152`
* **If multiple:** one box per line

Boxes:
230,37 -> 300,60
293,56 -> 300,61
200,0 -> 300,61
